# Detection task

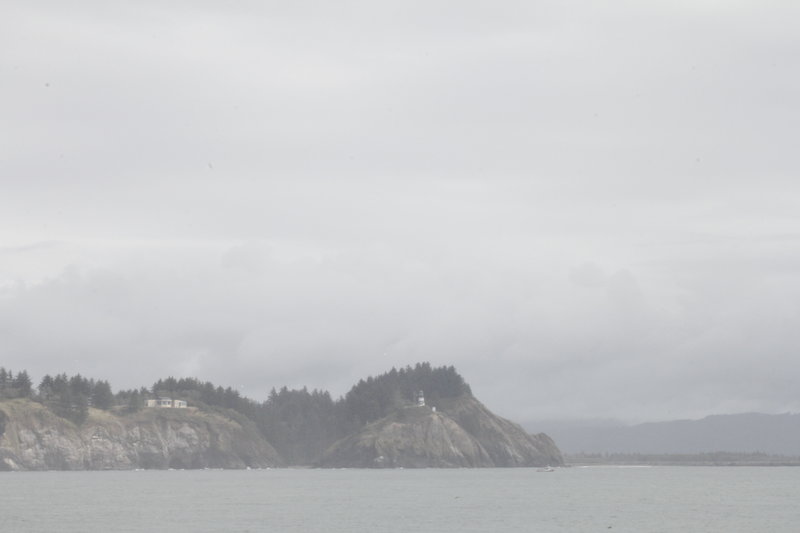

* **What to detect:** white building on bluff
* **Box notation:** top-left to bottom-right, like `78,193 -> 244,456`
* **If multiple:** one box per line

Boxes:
145,398 -> 187,408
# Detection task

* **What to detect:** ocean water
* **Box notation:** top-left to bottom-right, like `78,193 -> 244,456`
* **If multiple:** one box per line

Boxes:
1,466 -> 799,532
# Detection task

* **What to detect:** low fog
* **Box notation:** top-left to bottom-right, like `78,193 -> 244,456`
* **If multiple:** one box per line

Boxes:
2,1 -> 799,423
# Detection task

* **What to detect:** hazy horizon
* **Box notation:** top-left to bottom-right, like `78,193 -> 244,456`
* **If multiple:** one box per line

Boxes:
3,1 -> 799,425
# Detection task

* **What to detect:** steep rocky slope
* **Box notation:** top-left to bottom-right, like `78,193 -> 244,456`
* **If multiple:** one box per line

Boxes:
0,399 -> 281,471
319,395 -> 563,468
439,395 -> 562,466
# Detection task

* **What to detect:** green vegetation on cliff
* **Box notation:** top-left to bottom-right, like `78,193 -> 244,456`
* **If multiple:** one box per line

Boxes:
0,398 -> 281,471
343,363 -> 471,426
0,363 -> 561,469
320,395 -> 563,468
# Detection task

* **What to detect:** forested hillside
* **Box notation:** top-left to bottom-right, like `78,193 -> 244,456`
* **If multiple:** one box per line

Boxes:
0,363 -> 474,466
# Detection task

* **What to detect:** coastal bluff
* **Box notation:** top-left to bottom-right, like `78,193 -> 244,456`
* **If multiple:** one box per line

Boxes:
0,399 -> 281,471
0,363 -> 563,470
319,395 -> 563,468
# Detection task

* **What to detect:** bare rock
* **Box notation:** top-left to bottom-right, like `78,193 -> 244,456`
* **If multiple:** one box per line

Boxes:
319,395 -> 563,468
0,399 -> 281,471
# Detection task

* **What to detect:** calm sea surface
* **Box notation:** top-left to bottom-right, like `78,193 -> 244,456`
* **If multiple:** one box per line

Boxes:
2,466 -> 799,532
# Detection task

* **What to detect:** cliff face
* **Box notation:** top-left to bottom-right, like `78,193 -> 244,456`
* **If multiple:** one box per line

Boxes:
439,395 -> 563,467
319,395 -> 563,468
0,390 -> 563,470
0,400 -> 281,471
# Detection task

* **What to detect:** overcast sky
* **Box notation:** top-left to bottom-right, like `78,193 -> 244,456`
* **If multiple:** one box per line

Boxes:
2,1 -> 799,424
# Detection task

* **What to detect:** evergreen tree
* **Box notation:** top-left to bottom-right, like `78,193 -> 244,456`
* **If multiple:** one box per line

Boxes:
50,387 -> 89,425
71,393 -> 90,424
69,374 -> 92,398
91,380 -> 114,410
126,390 -> 143,413
13,370 -> 33,398
38,374 -> 55,400
0,367 -> 8,398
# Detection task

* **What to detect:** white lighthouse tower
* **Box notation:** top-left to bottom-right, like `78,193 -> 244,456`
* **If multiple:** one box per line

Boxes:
417,390 -> 425,407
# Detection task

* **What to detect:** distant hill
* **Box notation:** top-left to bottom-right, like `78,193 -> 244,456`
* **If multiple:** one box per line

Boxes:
528,413 -> 800,455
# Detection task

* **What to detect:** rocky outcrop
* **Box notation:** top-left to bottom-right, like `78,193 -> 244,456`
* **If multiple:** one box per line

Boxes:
0,399 -> 281,471
439,395 -> 562,467
0,385 -> 563,470
319,395 -> 563,468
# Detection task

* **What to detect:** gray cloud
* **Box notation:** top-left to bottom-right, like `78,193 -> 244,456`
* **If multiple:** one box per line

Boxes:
2,1 -> 799,423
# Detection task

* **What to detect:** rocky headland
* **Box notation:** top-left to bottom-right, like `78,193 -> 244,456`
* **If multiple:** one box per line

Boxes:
0,363 -> 562,470
0,399 -> 281,471
320,395 -> 562,468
